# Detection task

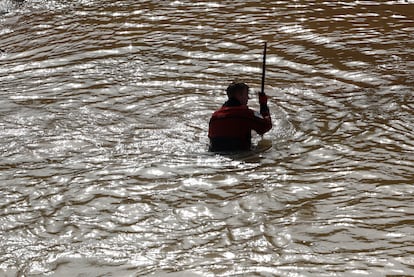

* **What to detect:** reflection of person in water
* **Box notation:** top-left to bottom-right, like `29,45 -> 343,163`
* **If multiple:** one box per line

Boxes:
208,82 -> 272,152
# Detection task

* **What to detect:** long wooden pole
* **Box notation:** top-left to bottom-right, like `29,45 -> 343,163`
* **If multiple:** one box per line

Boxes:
260,42 -> 267,96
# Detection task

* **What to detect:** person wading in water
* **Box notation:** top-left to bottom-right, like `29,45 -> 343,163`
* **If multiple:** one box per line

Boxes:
208,82 -> 272,152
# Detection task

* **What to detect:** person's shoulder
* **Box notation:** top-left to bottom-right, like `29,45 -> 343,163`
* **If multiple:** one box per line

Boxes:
210,106 -> 229,118
211,105 -> 253,118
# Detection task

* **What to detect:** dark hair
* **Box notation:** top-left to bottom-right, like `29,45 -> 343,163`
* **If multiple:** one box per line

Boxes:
226,82 -> 249,97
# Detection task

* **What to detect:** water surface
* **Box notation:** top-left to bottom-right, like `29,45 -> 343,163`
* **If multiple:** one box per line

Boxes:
0,0 -> 413,276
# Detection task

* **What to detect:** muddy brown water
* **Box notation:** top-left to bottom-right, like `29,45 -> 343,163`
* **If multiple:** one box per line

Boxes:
0,1 -> 413,276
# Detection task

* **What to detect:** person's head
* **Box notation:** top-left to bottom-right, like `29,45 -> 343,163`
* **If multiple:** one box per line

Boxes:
226,82 -> 250,105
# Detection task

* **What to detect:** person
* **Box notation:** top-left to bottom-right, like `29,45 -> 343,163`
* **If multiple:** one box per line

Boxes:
208,82 -> 272,152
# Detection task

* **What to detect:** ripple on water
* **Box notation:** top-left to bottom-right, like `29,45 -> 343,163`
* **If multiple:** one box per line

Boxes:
0,0 -> 414,276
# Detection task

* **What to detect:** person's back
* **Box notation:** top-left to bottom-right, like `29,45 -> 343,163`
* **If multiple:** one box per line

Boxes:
208,82 -> 272,152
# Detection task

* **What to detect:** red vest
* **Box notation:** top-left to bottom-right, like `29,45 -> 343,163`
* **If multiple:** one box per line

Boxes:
208,104 -> 272,151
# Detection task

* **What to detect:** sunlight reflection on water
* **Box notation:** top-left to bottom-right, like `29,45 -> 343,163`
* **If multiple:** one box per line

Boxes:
0,0 -> 413,276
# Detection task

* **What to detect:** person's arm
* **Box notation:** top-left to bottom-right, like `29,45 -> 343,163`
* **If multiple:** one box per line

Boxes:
250,93 -> 272,135
259,93 -> 270,117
